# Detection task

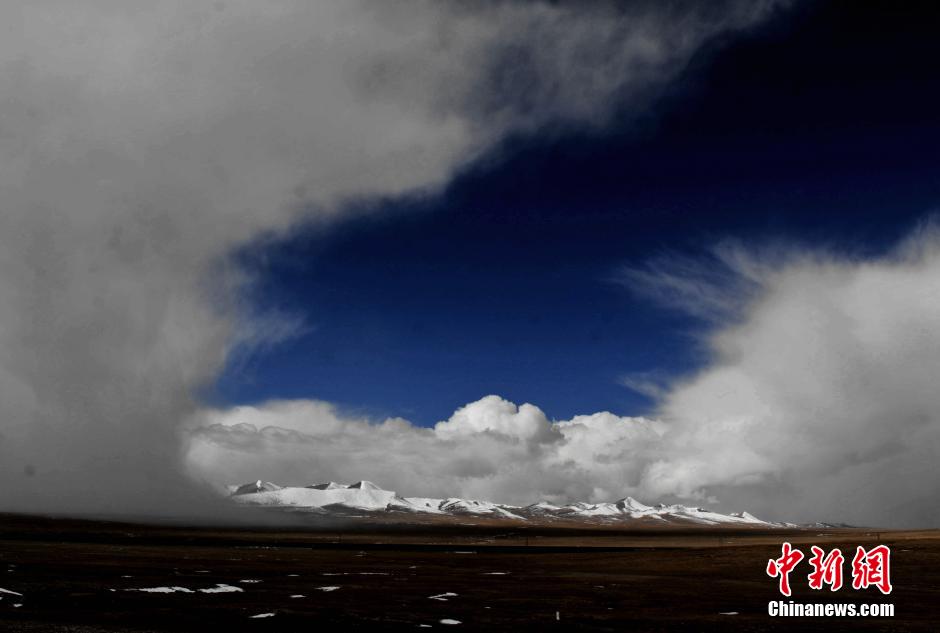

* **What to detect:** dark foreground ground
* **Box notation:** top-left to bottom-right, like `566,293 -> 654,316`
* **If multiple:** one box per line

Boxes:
0,513 -> 937,632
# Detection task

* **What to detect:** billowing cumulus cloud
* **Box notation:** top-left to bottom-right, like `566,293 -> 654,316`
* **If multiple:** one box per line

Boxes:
0,0 -> 781,516
186,395 -> 665,506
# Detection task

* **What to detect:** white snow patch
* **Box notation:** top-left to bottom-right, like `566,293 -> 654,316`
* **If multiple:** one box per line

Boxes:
250,613 -> 275,619
198,584 -> 244,594
439,498 -> 524,520
527,501 -> 563,512
307,481 -> 347,490
440,619 -> 462,625
429,592 -> 458,601
131,586 -> 193,594
0,588 -> 23,596
348,480 -> 382,490
233,480 -> 282,495
395,497 -> 446,514
234,483 -> 398,511
316,586 -> 340,592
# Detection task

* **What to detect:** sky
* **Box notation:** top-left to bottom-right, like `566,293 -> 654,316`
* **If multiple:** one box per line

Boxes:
215,0 -> 940,426
4,0 -> 940,528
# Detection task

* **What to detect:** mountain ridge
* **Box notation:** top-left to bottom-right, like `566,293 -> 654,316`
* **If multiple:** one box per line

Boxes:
228,480 -> 789,527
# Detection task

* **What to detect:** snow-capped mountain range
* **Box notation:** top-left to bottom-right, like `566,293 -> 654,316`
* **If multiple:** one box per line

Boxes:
228,480 -> 782,527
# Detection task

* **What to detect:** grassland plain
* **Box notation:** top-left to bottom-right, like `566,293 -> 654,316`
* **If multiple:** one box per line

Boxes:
0,514 -> 936,632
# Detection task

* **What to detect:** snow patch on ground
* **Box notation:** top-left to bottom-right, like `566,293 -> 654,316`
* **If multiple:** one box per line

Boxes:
198,584 -> 244,594
126,583 -> 244,594
130,587 -> 193,594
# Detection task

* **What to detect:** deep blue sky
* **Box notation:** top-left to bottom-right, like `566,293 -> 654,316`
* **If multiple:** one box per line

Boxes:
213,0 -> 940,426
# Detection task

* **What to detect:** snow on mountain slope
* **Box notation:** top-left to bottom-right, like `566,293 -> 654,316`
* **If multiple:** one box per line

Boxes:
391,497 -> 446,514
650,505 -> 766,525
232,480 -> 282,496
305,482 -> 346,490
524,501 -> 564,514
233,483 -> 398,511
549,496 -> 656,519
438,498 -> 525,520
229,480 -> 779,526
348,481 -> 382,490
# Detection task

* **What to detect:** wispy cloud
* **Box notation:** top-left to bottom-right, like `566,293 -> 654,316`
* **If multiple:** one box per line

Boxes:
616,241 -> 778,322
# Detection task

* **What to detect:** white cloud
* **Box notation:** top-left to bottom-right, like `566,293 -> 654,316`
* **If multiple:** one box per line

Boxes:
185,395 -> 664,506
434,395 -> 559,444
0,0 -> 784,515
629,224 -> 940,527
